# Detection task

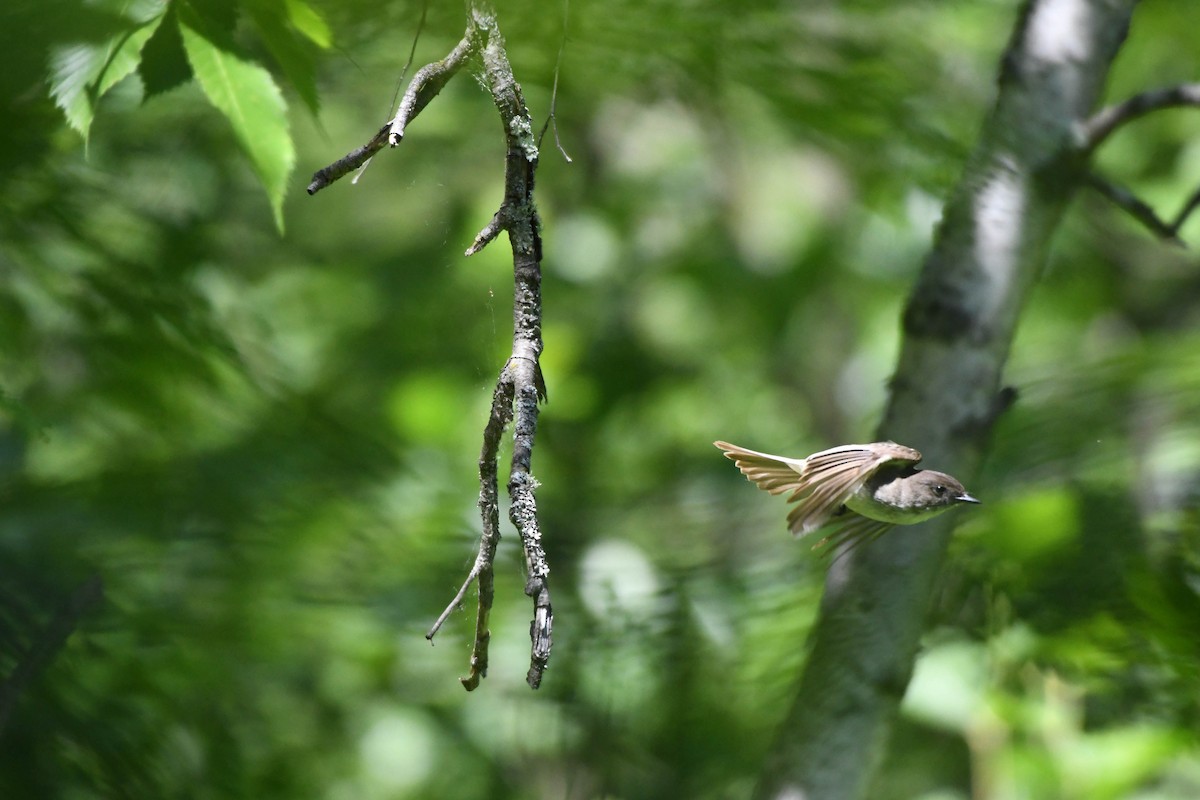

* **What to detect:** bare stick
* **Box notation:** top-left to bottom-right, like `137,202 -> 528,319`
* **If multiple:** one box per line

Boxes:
306,24 -> 476,195
466,211 -> 504,256
1086,173 -> 1183,244
1169,184 -> 1200,233
426,567 -> 481,640
306,125 -> 390,195
1076,83 -> 1200,151
455,375 -> 514,689
388,32 -> 475,145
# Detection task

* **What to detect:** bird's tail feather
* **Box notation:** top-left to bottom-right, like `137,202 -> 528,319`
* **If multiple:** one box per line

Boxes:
713,440 -> 807,496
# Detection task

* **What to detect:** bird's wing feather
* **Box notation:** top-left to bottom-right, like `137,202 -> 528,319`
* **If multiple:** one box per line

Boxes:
813,514 -> 895,555
784,461 -> 867,529
713,441 -> 806,495
785,443 -> 921,535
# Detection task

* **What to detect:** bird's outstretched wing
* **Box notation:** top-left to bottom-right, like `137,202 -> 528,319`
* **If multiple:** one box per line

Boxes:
714,441 -> 921,536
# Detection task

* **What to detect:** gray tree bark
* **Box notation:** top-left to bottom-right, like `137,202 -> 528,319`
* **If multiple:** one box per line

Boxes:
754,1 -> 1138,798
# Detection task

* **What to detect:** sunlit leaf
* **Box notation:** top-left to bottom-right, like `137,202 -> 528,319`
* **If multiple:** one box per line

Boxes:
179,21 -> 294,232
285,0 -> 332,49
48,0 -> 168,139
245,0 -> 320,115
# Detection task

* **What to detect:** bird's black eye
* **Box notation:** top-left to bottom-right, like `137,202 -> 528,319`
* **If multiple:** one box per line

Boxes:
933,485 -> 946,496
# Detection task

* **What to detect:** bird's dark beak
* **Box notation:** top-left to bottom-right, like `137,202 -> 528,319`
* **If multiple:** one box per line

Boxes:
957,493 -> 981,504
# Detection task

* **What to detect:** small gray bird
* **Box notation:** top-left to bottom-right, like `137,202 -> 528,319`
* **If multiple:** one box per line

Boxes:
714,440 -> 980,549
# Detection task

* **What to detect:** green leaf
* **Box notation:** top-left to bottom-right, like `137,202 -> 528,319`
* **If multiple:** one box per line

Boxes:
48,0 -> 168,139
285,0 -> 332,49
179,21 -> 295,233
185,0 -> 238,36
138,10 -> 193,100
245,1 -> 320,115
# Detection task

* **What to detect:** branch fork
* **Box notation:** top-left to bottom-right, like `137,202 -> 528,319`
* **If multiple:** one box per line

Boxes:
1076,83 -> 1200,242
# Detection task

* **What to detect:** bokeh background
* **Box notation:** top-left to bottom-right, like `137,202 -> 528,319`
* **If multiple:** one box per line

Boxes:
2,1 -> 1199,798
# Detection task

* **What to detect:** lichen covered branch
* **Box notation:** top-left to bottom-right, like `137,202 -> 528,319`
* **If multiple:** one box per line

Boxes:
453,375 -> 514,690
464,1 -> 551,690
312,0 -> 550,691
412,1 -> 551,690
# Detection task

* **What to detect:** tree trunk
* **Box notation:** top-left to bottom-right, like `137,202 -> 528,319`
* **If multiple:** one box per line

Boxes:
754,1 -> 1137,798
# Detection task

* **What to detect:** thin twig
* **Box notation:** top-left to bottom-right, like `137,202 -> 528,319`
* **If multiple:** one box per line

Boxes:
1076,83 -> 1200,151
388,31 -> 476,146
1073,84 -> 1200,243
306,23 -> 476,195
1169,184 -> 1200,233
537,0 -> 573,163
455,374 -> 513,689
306,124 -> 390,195
426,568 -> 480,640
387,0 -> 430,119
1086,173 -> 1184,244
354,0 -> 432,185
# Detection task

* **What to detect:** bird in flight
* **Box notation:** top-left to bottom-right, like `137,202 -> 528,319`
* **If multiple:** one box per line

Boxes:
714,440 -> 980,550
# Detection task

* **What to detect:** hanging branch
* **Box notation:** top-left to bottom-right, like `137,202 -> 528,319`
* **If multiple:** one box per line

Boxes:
1074,83 -> 1200,242
436,2 -> 551,691
308,2 -> 551,690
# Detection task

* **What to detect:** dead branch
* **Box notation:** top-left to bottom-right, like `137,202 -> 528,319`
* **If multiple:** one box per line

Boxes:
455,1 -> 550,690
306,23 -> 475,195
1086,173 -> 1184,244
1073,84 -> 1200,243
388,32 -> 475,146
306,124 -> 391,195
314,1 -> 551,690
1076,83 -> 1200,151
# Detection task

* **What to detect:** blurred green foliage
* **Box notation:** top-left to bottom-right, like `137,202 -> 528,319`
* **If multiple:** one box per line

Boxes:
1,0 -> 1199,798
